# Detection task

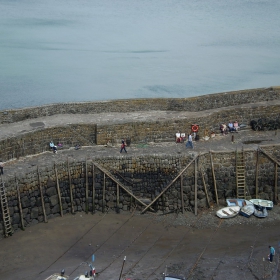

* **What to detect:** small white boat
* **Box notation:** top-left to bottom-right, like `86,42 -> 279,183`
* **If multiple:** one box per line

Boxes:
240,202 -> 255,218
227,198 -> 252,207
249,199 -> 273,210
216,206 -> 240,218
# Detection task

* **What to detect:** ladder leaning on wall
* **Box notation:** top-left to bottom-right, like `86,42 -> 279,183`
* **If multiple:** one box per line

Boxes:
0,179 -> 13,237
235,148 -> 251,200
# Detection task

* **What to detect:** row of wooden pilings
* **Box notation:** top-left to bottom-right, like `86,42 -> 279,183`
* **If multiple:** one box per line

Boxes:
5,147 -> 280,234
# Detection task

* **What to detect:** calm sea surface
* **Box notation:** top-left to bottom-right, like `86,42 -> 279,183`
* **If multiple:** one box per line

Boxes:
0,0 -> 279,110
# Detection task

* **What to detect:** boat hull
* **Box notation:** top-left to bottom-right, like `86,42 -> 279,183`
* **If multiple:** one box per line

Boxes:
250,199 -> 273,210
240,204 -> 255,218
216,206 -> 240,219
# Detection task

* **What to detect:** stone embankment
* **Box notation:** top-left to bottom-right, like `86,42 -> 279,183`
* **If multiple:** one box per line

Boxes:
0,87 -> 280,236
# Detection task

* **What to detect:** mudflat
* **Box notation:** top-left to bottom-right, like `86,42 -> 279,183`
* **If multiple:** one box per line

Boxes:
0,209 -> 279,280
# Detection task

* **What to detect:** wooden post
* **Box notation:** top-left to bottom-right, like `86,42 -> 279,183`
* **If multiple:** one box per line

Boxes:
67,158 -> 74,214
274,163 -> 278,204
255,150 -> 259,199
210,151 -> 219,206
15,176 -> 25,230
54,163 -> 63,217
85,158 -> 89,214
92,164 -> 95,213
116,184 -> 120,213
180,175 -> 184,214
37,167 -> 47,223
102,173 -> 106,213
195,157 -> 198,216
200,169 -> 210,208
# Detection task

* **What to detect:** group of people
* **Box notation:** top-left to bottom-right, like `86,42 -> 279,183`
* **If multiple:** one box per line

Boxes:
220,120 -> 240,135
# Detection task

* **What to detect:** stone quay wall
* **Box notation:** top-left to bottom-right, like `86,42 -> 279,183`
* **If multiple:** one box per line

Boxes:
97,102 -> 280,145
0,124 -> 97,161
1,147 -> 279,236
1,87 -> 279,124
1,101 -> 280,161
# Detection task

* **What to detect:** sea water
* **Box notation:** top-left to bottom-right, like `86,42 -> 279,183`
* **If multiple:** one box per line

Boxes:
0,0 -> 279,110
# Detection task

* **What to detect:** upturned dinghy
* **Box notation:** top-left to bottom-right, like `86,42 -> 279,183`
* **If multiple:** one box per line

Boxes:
216,206 -> 240,218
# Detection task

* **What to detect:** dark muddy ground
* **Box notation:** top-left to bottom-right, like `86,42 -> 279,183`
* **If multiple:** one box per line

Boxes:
0,208 -> 279,280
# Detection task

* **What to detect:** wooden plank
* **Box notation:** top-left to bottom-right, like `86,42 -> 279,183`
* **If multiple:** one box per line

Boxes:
92,164 -> 95,213
116,184 -> 120,213
210,151 -> 219,206
37,167 -> 47,223
85,158 -> 88,214
93,162 -> 155,211
180,175 -> 184,214
15,176 -> 25,229
274,163 -> 278,204
259,148 -> 280,166
200,169 -> 210,208
195,157 -> 197,216
102,173 -> 106,213
54,163 -> 63,217
141,156 -> 198,214
67,158 -> 74,214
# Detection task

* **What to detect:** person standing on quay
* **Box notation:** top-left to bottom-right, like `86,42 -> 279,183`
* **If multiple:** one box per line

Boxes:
120,139 -> 127,153
268,245 -> 275,263
0,160 -> 4,175
185,134 -> 193,149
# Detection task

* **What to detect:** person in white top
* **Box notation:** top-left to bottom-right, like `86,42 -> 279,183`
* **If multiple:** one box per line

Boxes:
176,131 -> 181,143
185,134 -> 193,149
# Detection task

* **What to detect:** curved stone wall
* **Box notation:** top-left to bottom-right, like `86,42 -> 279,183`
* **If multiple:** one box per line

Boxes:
1,100 -> 280,161
1,87 -> 279,124
1,148 -> 279,236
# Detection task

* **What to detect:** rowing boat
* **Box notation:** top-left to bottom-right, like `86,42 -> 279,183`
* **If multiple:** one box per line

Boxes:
249,199 -> 273,210
216,206 -> 240,218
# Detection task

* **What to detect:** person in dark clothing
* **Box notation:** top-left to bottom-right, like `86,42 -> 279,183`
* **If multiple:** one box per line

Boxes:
120,139 -> 127,153
268,245 -> 275,263
0,160 -> 3,175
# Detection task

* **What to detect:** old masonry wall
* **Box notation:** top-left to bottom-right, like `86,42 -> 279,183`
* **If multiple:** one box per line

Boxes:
1,146 -> 279,236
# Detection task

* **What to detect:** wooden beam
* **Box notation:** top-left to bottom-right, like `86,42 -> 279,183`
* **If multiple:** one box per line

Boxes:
54,163 -> 63,217
200,169 -> 210,208
116,184 -> 120,213
195,157 -> 198,216
67,158 -> 74,214
274,163 -> 278,204
85,158 -> 89,214
141,156 -> 198,214
102,173 -> 106,213
180,175 -> 184,214
93,162 -> 155,211
37,167 -> 47,223
259,148 -> 280,166
255,150 -> 259,199
210,151 -> 219,206
15,176 -> 25,229
92,164 -> 95,213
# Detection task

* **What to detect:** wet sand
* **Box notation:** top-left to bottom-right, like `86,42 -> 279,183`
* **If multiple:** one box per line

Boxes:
0,209 -> 279,280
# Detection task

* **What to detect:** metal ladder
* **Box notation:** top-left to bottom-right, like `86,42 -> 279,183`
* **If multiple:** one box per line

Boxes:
235,149 -> 246,199
0,179 -> 13,237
